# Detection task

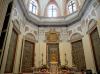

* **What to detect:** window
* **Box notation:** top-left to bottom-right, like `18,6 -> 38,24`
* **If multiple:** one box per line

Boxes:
48,4 -> 57,17
29,0 -> 38,15
68,0 -> 77,14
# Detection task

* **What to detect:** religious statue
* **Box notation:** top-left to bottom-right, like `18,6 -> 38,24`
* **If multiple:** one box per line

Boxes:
50,49 -> 57,62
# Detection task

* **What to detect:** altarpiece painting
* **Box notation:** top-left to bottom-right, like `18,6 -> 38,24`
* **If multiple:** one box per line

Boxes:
90,28 -> 100,71
72,40 -> 86,70
21,40 -> 35,73
47,43 -> 60,65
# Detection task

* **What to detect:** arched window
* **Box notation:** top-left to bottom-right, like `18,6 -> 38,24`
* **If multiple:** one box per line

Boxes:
48,4 -> 57,17
68,0 -> 77,14
29,0 -> 38,15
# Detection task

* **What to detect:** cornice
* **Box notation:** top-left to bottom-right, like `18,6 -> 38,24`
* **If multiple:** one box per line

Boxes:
18,0 -> 92,27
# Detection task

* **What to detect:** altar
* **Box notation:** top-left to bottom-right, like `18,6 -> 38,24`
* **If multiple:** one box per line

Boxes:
50,62 -> 58,74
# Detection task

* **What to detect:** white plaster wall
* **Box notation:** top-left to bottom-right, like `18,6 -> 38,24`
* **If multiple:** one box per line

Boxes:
34,43 -> 40,67
55,0 -> 63,16
59,42 -> 72,66
38,42 -> 46,65
39,0 -> 48,16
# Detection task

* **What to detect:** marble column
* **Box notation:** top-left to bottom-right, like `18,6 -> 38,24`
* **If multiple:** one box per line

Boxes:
13,34 -> 23,73
82,34 -> 96,73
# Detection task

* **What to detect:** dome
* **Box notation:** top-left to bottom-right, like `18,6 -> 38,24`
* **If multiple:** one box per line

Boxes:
18,0 -> 90,26
23,0 -> 86,16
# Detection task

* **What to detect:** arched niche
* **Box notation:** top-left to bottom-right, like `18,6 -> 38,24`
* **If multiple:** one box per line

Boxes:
70,33 -> 86,70
25,33 -> 36,43
21,33 -> 36,73
70,33 -> 83,42
87,19 -> 97,34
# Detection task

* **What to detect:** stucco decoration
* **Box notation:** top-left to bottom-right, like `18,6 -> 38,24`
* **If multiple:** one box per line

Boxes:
45,29 -> 60,43
91,10 -> 96,17
59,28 -> 68,42
12,20 -> 20,33
86,18 -> 89,25
67,30 -> 72,37
87,19 -> 97,34
69,33 -> 83,42
13,8 -> 18,16
25,26 -> 29,32
25,33 -> 36,42
77,26 -> 82,32
81,19 -> 86,28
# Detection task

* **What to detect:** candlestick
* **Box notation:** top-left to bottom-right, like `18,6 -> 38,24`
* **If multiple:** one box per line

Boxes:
65,53 -> 68,65
42,53 -> 43,65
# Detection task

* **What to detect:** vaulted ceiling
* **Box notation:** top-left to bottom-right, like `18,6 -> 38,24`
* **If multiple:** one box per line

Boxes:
18,0 -> 92,26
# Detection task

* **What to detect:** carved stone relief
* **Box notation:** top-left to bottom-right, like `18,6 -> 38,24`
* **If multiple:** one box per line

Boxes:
87,19 -> 97,33
67,30 -> 72,36
70,33 -> 83,42
86,18 -> 89,25
25,26 -> 29,32
34,31 -> 37,35
81,19 -> 86,28
77,26 -> 82,32
46,29 -> 59,43
12,20 -> 21,34
25,33 -> 36,42
93,1 -> 98,8
91,10 -> 96,16
13,8 -> 17,16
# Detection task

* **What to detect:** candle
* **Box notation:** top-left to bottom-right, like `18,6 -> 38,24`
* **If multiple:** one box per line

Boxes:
42,53 -> 43,65
65,53 -> 68,65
